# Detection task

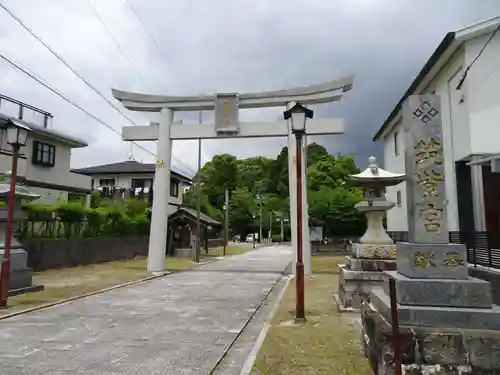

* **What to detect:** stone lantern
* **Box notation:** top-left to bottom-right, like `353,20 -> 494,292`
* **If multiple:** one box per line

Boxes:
351,156 -> 406,247
334,157 -> 405,310
0,171 -> 43,294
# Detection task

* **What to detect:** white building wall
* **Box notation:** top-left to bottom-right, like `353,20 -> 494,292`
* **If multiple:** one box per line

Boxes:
0,152 -> 27,176
384,119 -> 408,232
23,134 -> 90,190
464,32 -> 500,156
383,51 -> 467,232
92,172 -> 184,206
0,132 -> 90,204
28,187 -> 68,204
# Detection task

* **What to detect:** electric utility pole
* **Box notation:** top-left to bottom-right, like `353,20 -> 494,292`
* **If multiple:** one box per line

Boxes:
259,195 -> 263,243
223,188 -> 229,256
269,212 -> 272,242
280,212 -> 284,243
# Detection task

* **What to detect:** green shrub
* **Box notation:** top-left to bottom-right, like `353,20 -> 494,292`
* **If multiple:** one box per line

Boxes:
124,198 -> 148,216
54,201 -> 86,238
90,191 -> 101,208
22,202 -> 55,219
17,197 -> 152,239
83,208 -> 105,237
129,213 -> 150,236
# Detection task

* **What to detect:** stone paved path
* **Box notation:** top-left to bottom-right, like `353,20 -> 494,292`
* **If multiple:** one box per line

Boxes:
0,245 -> 292,375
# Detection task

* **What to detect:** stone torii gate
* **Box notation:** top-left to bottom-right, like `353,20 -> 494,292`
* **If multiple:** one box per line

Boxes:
111,75 -> 354,275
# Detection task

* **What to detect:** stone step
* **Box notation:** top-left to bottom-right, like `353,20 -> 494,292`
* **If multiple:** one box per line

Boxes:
345,256 -> 396,272
369,288 -> 500,330
384,271 -> 492,308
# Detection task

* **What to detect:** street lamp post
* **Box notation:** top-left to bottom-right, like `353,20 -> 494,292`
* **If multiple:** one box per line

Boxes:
284,102 -> 313,322
0,119 -> 29,309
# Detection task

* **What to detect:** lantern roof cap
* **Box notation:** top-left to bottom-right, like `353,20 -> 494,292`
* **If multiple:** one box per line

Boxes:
0,171 -> 41,200
350,157 -> 406,186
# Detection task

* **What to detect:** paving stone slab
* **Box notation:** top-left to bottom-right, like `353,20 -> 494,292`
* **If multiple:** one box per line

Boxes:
0,246 -> 292,375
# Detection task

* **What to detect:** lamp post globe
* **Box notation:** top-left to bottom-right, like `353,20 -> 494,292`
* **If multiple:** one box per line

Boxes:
283,101 -> 314,134
6,120 -> 29,148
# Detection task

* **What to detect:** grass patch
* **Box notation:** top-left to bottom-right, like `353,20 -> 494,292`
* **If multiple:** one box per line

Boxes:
254,255 -> 370,375
311,255 -> 344,274
1,256 -> 194,316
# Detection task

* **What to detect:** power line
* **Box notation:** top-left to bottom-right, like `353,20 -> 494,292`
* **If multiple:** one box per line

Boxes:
0,2 -> 140,128
456,22 -> 500,90
0,2 -> 196,176
124,0 -> 185,90
0,54 -> 195,178
85,0 -> 151,91
0,54 -> 152,154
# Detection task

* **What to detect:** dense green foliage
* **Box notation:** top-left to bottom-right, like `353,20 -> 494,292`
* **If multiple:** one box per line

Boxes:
183,143 -> 365,239
17,198 -> 150,239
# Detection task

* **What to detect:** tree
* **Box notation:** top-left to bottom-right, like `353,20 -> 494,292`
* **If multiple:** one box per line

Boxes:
237,156 -> 273,193
183,144 -> 365,238
309,186 -> 365,236
308,153 -> 360,191
306,143 -> 329,166
228,188 -> 258,237
196,154 -> 238,209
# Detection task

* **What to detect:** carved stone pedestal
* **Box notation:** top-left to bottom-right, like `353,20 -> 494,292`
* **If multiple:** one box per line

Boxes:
361,300 -> 500,375
335,243 -> 397,310
0,238 -> 43,296
363,241 -> 500,374
0,180 -> 44,297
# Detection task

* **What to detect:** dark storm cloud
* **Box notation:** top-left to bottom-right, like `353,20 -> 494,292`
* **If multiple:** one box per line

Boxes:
1,0 -> 500,172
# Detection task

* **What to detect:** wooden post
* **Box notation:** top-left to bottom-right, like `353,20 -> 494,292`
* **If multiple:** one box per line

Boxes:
389,277 -> 402,375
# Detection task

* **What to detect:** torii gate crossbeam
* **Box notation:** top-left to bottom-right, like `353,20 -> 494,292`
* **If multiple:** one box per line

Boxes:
112,75 -> 355,275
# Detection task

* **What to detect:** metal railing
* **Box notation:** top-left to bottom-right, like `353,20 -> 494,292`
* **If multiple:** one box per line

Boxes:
0,93 -> 53,128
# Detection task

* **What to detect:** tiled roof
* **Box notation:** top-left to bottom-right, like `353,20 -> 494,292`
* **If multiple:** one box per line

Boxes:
0,113 -> 88,148
72,160 -> 192,182
178,206 -> 221,226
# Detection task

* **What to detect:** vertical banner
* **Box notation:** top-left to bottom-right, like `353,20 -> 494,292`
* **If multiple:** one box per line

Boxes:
214,93 -> 240,133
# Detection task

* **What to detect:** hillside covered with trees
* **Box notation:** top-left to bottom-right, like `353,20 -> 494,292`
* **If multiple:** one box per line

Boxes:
183,143 -> 365,239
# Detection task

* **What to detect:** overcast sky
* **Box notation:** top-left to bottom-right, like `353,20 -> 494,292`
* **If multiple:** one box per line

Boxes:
1,0 -> 500,177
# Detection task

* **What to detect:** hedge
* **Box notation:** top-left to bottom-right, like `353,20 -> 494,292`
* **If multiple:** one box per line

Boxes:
17,198 -> 150,239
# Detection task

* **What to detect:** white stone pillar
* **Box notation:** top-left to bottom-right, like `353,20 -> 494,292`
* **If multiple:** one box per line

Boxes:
147,107 -> 173,273
84,194 -> 91,208
302,134 -> 311,274
287,120 -> 312,275
470,159 -> 487,231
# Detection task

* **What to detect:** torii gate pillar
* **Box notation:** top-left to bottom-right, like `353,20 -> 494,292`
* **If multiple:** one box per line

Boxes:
148,108 -> 173,273
112,75 -> 354,275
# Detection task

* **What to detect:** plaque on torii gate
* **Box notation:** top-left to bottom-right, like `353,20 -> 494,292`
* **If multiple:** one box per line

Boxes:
112,75 -> 355,274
